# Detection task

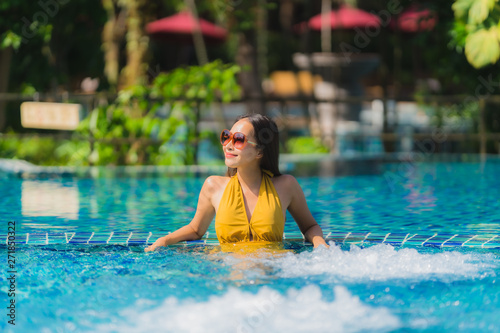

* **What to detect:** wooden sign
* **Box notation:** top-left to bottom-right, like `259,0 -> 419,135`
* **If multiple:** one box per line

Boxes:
20,102 -> 81,130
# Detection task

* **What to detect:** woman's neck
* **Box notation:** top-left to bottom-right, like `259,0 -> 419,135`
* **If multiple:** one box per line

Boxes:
236,165 -> 262,190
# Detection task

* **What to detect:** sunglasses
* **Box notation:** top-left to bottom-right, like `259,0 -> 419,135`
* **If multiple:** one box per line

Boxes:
220,129 -> 257,149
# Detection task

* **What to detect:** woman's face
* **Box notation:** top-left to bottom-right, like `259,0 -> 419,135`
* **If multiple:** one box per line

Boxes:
223,119 -> 261,169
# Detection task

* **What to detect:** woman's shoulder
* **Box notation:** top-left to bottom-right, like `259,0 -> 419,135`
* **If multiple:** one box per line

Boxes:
202,175 -> 231,194
272,173 -> 300,189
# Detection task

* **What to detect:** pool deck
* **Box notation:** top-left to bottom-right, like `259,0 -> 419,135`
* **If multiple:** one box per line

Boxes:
2,231 -> 499,249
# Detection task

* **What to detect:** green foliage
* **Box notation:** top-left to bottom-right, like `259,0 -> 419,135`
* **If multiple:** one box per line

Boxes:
151,60 -> 241,104
1,0 -> 106,92
1,60 -> 240,166
286,137 -> 329,154
465,27 -> 500,68
452,0 -> 500,68
0,31 -> 22,50
0,135 -> 70,166
67,60 -> 241,166
54,140 -> 91,166
424,100 -> 479,131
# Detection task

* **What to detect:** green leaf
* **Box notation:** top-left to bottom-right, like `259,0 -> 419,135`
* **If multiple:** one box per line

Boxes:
468,0 -> 495,24
0,31 -> 22,50
465,27 -> 500,68
452,0 -> 477,19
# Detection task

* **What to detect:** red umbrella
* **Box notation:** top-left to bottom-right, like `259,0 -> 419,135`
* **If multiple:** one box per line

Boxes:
146,11 -> 227,43
390,6 -> 437,33
308,5 -> 381,30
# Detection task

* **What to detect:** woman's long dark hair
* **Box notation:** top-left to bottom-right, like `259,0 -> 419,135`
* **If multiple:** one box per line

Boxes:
226,113 -> 281,177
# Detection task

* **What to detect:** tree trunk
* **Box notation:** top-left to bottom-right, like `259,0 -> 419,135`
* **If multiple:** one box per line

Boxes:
279,0 -> 295,70
0,46 -> 12,131
184,0 -> 208,65
102,0 -> 126,89
236,32 -> 265,114
256,0 -> 268,80
321,0 -> 332,53
122,0 -> 149,88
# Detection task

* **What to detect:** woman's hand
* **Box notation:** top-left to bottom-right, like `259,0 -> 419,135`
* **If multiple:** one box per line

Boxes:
313,237 -> 330,249
145,236 -> 167,252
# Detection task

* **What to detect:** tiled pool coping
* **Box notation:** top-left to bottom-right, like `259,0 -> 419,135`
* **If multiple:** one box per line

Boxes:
2,231 -> 499,249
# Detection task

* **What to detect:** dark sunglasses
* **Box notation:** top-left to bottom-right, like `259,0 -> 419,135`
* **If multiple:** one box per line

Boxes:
220,129 -> 257,149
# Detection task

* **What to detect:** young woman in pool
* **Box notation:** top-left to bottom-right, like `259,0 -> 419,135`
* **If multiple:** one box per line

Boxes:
145,113 -> 328,252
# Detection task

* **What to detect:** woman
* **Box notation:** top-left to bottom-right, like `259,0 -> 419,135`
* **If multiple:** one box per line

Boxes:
145,114 -> 328,252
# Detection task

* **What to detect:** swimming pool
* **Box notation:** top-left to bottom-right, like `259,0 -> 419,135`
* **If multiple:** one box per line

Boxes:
1,158 -> 499,332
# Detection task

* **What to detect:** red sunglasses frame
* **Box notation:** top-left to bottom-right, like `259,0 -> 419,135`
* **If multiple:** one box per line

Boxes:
220,129 -> 257,149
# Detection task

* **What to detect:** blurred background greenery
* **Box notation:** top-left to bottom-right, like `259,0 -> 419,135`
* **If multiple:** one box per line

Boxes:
1,0 -> 500,166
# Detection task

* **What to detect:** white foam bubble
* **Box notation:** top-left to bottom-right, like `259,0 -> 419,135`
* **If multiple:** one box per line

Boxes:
97,285 -> 400,333
263,244 -> 497,281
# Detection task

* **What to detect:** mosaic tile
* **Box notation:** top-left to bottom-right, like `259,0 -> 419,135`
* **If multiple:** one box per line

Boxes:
108,239 -> 129,245
6,234 -> 28,244
423,235 -> 456,247
67,233 -> 94,244
462,238 -> 491,247
26,233 -> 48,245
88,240 -> 107,244
88,234 -> 110,244
128,240 -> 147,245
410,234 -> 437,245
479,236 -> 499,248
326,232 -> 351,243
68,240 -> 90,244
344,232 -> 371,242
430,234 -> 456,241
482,241 -> 500,249
108,235 -> 130,239
451,235 -> 474,241
90,234 -> 110,239
283,232 -> 304,239
64,233 -> 76,243
442,241 -> 465,247
341,236 -> 369,246
365,233 -> 389,243
3,231 -> 499,248
383,233 -> 409,245
186,240 -> 206,244
48,233 -> 68,244
423,242 -> 444,248
129,234 -> 150,243
403,241 -> 424,247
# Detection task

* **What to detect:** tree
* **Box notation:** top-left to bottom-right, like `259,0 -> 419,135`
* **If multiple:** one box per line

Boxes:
102,0 -> 153,90
0,0 -> 55,130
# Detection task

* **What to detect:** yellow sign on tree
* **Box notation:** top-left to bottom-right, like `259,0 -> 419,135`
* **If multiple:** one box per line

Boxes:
20,102 -> 81,130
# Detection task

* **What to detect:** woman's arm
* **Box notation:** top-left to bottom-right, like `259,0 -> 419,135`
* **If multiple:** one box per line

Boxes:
145,177 -> 217,252
285,176 -> 329,248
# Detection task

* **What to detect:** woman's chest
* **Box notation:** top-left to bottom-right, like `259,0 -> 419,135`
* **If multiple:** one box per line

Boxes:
212,178 -> 290,220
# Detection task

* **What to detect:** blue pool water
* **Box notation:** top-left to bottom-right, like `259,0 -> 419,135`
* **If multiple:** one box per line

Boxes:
1,160 -> 500,332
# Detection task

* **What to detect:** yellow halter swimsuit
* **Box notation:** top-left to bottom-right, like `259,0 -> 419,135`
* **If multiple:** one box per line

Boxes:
215,170 -> 285,248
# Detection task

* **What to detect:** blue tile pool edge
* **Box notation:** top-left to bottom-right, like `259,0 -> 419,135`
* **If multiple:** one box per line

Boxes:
1,232 -> 499,249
